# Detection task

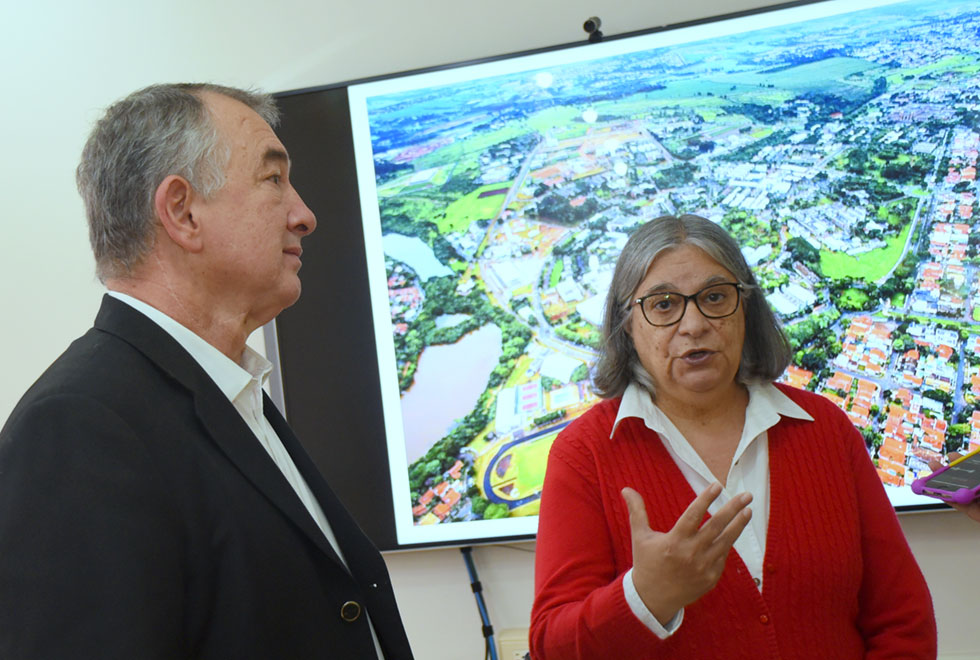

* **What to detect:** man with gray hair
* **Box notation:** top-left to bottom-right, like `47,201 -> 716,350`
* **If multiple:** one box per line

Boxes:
0,83 -> 414,659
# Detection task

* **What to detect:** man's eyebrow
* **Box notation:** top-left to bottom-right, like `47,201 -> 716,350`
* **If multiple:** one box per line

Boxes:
262,147 -> 290,166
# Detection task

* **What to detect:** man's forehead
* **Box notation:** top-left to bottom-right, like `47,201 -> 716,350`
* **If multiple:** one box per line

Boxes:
202,92 -> 269,134
201,91 -> 289,161
200,90 -> 251,119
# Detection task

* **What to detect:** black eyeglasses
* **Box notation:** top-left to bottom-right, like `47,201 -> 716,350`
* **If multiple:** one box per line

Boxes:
633,282 -> 743,327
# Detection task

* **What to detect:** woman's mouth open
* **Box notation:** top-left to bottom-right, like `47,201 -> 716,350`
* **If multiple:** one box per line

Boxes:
681,349 -> 713,364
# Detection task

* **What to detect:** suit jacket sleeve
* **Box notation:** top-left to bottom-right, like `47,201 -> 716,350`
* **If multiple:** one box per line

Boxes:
0,392 -> 187,659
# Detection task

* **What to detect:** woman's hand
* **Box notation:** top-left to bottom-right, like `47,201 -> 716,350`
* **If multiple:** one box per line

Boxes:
927,452 -> 980,523
621,483 -> 753,626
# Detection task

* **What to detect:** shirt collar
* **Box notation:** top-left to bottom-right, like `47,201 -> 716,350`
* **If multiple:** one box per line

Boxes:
107,291 -> 271,403
611,379 -> 813,440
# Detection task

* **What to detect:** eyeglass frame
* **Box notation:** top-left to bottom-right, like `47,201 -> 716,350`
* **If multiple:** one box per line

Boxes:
632,281 -> 743,327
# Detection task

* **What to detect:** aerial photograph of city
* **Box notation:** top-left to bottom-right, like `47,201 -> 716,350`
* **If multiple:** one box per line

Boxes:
351,0 -> 980,539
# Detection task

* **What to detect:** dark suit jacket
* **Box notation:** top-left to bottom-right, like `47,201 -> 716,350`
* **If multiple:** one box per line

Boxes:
0,295 -> 414,659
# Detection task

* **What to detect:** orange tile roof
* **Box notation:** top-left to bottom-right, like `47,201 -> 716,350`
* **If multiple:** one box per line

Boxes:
448,460 -> 464,479
442,488 -> 461,507
879,444 -> 906,465
877,470 -> 903,487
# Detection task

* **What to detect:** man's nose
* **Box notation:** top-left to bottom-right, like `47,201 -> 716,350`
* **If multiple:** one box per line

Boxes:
289,187 -> 317,235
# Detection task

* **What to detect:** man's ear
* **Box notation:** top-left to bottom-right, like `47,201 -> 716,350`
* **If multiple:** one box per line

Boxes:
153,174 -> 203,253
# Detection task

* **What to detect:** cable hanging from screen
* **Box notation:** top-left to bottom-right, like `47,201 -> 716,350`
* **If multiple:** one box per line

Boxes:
460,547 -> 499,660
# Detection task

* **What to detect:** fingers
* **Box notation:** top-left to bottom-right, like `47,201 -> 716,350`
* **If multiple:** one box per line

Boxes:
689,490 -> 752,563
672,482 -> 724,535
959,502 -> 980,524
929,452 -> 963,473
626,482 -> 752,547
621,487 -> 650,536
700,491 -> 752,536
624,484 -> 754,616
711,497 -> 753,550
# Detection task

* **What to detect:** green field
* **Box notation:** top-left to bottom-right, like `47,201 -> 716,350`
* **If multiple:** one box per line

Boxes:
549,260 -> 564,288
840,288 -> 870,309
382,196 -> 446,230
902,54 -> 980,78
527,106 -> 589,132
719,56 -> 879,98
438,182 -> 513,234
509,433 -> 556,497
820,222 -> 911,281
413,124 -> 526,171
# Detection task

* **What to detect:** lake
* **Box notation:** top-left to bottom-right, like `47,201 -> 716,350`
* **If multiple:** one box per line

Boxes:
383,233 -> 452,281
400,324 -> 503,464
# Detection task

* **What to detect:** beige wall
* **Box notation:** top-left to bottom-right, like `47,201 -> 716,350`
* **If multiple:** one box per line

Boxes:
1,1 -> 976,657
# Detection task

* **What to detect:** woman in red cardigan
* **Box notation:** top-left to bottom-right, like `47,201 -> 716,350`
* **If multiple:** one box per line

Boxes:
530,214 -> 936,660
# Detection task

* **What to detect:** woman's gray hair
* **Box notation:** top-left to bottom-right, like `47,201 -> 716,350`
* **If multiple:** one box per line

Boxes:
593,214 -> 792,399
76,83 -> 280,282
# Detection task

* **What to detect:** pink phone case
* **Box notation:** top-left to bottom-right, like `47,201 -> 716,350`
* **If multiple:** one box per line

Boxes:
911,447 -> 980,505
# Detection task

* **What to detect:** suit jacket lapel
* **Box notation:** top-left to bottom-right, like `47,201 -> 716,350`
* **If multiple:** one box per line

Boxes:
193,394 -> 347,567
93,296 -> 348,569
265,395 -> 414,657
264,396 -> 383,568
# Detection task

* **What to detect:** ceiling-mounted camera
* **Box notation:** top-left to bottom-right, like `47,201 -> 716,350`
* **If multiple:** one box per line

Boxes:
583,16 -> 603,43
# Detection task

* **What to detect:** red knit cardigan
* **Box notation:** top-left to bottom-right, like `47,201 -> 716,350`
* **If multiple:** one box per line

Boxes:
530,384 -> 936,660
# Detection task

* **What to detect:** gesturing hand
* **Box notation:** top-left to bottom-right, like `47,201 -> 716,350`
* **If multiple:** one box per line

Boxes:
621,483 -> 753,626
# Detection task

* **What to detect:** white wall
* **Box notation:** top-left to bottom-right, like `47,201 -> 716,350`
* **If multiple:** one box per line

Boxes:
1,1 -> 976,658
